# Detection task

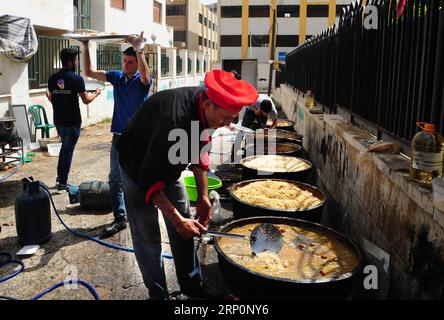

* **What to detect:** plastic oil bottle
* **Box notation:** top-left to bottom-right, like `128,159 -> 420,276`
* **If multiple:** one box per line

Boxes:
305,90 -> 315,109
409,122 -> 444,185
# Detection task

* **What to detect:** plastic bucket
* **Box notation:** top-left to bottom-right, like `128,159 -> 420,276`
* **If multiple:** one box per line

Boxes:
432,177 -> 444,212
47,143 -> 62,157
183,176 -> 222,202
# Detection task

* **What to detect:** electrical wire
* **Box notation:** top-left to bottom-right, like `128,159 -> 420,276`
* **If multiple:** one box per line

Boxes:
39,182 -> 173,259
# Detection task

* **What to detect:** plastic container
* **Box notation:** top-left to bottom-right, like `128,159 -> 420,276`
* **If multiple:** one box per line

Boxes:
432,178 -> 444,212
39,137 -> 61,150
29,142 -> 40,151
183,176 -> 222,202
409,122 -> 444,185
47,143 -> 62,157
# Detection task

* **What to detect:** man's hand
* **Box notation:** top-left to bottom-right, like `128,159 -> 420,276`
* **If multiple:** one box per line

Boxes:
175,216 -> 207,240
95,88 -> 103,96
195,195 -> 213,227
125,31 -> 145,52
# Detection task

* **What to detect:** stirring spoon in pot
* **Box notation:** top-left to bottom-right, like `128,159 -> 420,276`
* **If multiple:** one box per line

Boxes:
204,223 -> 283,254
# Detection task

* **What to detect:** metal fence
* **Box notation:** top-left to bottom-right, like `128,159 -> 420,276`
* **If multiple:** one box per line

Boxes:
28,36 -> 78,89
285,0 -> 444,145
97,44 -> 122,71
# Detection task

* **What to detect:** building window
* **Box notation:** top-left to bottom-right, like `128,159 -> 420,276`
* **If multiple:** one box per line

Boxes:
153,1 -> 162,24
198,36 -> 202,46
111,0 -> 125,10
221,6 -> 242,18
276,35 -> 298,47
220,35 -> 241,47
204,38 -> 207,47
250,34 -> 269,47
277,5 -> 300,17
166,4 -> 186,16
74,0 -> 91,29
188,57 -> 192,73
199,14 -> 203,24
204,17 -> 208,27
249,5 -> 269,18
174,31 -> 186,42
307,5 -> 329,17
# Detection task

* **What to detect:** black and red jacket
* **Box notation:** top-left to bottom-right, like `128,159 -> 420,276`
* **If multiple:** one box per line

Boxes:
117,87 -> 210,204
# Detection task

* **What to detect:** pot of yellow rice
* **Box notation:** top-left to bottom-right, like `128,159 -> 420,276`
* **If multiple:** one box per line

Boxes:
229,179 -> 326,222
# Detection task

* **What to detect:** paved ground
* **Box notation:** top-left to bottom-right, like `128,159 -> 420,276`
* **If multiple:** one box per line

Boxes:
0,122 -> 233,300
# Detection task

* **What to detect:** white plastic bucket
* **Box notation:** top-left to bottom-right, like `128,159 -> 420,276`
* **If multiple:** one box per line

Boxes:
47,143 -> 62,157
432,177 -> 444,212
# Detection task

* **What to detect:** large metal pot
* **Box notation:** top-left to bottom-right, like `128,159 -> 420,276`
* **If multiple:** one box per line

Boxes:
267,119 -> 296,132
229,179 -> 325,222
244,142 -> 302,158
0,117 -> 17,142
245,129 -> 303,147
214,216 -> 364,300
241,155 -> 312,182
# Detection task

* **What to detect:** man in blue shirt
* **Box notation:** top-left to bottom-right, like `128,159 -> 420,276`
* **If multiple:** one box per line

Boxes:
47,48 -> 102,191
82,33 -> 152,235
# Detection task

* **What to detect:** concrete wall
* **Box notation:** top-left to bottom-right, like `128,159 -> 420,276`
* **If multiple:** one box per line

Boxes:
91,0 -> 172,47
2,0 -> 74,31
273,84 -> 444,299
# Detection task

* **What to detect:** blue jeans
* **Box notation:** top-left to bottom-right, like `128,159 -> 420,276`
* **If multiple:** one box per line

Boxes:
109,134 -> 127,221
120,167 -> 201,299
56,126 -> 81,185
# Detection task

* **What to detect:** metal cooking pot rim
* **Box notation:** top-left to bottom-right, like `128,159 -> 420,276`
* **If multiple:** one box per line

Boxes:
245,142 -> 302,150
214,216 -> 364,285
229,178 -> 325,212
240,155 -> 313,174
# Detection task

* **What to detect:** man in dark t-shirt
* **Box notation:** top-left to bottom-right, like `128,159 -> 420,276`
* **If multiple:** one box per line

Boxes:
47,48 -> 101,191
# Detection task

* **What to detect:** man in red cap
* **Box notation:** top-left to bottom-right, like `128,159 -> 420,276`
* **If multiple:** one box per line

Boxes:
117,69 -> 258,299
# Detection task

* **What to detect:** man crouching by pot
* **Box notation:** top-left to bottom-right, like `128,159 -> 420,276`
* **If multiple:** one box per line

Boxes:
117,70 -> 258,299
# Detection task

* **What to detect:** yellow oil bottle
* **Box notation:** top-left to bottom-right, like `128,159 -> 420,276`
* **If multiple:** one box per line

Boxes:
305,90 -> 315,108
409,122 -> 444,185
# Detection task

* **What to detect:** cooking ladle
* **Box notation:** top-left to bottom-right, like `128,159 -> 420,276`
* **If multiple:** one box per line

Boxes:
205,223 -> 283,254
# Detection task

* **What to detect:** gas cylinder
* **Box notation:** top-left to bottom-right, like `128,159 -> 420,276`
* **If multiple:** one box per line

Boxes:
15,180 -> 51,245
410,122 -> 444,185
78,180 -> 111,210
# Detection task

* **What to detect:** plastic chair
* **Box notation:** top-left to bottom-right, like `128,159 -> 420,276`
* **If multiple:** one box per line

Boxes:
28,105 -> 56,139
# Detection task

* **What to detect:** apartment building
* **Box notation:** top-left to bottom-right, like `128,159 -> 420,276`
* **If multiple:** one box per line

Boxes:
218,0 -> 353,89
166,0 -> 219,62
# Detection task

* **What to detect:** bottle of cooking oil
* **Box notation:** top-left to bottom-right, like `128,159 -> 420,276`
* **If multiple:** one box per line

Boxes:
410,122 -> 444,185
305,90 -> 315,108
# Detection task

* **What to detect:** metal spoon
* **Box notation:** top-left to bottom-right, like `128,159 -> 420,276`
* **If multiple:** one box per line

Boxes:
205,223 -> 283,254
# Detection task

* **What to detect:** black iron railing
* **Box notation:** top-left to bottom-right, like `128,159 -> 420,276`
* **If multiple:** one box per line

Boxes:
285,0 -> 444,144
97,44 -> 122,71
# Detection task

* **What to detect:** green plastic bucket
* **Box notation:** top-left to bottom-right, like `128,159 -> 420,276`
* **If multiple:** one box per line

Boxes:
183,176 -> 222,202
